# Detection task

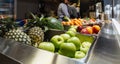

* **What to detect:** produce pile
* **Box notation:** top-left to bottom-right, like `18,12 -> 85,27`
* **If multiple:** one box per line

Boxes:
62,18 -> 101,34
38,26 -> 95,59
0,14 -> 101,59
0,13 -> 64,47
62,18 -> 96,26
0,17 -> 44,47
77,25 -> 101,34
62,18 -> 83,26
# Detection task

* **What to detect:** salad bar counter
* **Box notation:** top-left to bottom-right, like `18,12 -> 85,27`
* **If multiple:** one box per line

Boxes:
0,19 -> 119,64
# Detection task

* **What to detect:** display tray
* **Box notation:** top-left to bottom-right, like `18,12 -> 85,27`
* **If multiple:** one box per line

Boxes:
81,22 -> 104,36
44,29 -> 98,63
0,22 -> 103,64
63,21 -> 104,36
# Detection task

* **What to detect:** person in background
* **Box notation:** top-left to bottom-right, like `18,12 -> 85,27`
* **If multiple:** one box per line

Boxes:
68,2 -> 78,18
57,0 -> 70,21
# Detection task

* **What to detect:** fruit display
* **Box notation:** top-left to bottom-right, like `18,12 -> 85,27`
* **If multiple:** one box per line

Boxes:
61,18 -> 97,26
0,17 -> 45,47
82,18 -> 96,25
0,14 -> 64,48
62,18 -> 83,26
0,15 -> 97,62
38,26 -> 96,59
77,25 -> 101,34
61,17 -> 102,35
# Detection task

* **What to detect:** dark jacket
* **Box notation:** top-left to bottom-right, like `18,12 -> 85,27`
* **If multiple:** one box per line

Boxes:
67,5 -> 78,18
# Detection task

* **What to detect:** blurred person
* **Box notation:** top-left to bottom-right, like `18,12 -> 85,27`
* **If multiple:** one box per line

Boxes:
57,0 -> 70,21
68,2 -> 78,18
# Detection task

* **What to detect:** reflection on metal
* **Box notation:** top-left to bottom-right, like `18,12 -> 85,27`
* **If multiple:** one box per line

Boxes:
87,20 -> 120,64
0,38 -> 55,64
0,52 -> 21,64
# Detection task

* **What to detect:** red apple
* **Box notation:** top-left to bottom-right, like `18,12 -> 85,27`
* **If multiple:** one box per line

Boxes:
77,26 -> 83,32
80,28 -> 89,34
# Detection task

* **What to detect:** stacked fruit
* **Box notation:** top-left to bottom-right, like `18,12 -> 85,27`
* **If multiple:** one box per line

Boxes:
0,17 -> 45,47
77,25 -> 101,34
61,18 -> 97,26
62,18 -> 83,26
82,18 -> 96,25
0,13 -> 65,47
38,26 -> 95,59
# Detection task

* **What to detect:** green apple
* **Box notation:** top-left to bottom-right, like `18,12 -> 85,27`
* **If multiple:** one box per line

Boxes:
82,41 -> 92,48
60,34 -> 71,42
58,43 -> 76,58
66,30 -> 76,37
68,28 -> 77,32
50,35 -> 64,49
80,41 -> 91,53
70,25 -> 78,29
67,37 -> 81,50
80,46 -> 89,53
75,51 -> 86,59
38,42 -> 55,52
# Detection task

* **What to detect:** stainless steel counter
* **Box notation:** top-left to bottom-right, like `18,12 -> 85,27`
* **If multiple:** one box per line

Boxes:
87,20 -> 120,64
0,19 -> 120,64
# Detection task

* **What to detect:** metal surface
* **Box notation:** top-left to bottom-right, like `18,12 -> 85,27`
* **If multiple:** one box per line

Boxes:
0,38 -> 55,64
87,20 -> 120,64
0,38 -> 84,64
53,54 -> 85,64
0,53 -> 21,64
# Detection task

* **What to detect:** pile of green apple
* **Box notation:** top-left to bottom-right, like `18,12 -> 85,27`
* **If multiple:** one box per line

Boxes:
38,26 -> 93,59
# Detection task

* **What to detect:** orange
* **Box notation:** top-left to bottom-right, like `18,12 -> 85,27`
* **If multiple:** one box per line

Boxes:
92,25 -> 101,34
86,26 -> 93,34
62,22 -> 66,25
